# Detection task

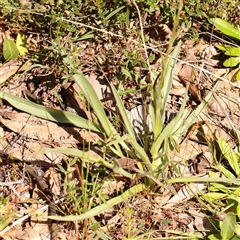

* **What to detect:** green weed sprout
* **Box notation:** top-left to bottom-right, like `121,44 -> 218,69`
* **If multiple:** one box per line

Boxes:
210,18 -> 240,80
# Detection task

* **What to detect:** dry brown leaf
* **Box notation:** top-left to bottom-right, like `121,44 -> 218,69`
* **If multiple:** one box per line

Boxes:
87,72 -> 110,101
171,139 -> 210,163
0,221 -> 50,240
0,111 -> 81,143
44,167 -> 61,197
102,180 -> 125,195
0,111 -> 101,163
178,64 -> 202,103
164,183 -> 205,208
0,61 -> 20,84
202,45 -> 221,66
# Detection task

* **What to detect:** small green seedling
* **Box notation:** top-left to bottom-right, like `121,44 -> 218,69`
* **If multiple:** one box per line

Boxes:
3,39 -> 19,62
210,18 -> 240,80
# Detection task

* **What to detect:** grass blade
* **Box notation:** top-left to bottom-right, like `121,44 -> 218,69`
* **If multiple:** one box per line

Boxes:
73,73 -> 116,137
218,137 -> 240,177
48,184 -> 146,221
0,91 -> 100,132
161,41 -> 181,111
110,83 -> 136,139
104,6 -> 125,21
173,78 -> 222,138
151,84 -> 189,157
39,147 -> 134,179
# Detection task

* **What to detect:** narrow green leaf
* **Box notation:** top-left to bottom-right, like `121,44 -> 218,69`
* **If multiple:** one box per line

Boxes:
128,136 -> 152,171
73,73 -> 116,137
215,164 -> 236,179
40,147 -> 113,168
152,41 -> 181,141
3,39 -> 19,61
110,83 -> 136,139
71,31 -> 94,41
104,6 -> 125,21
48,184 -> 146,221
220,212 -> 235,240
73,72 -> 125,157
218,137 -> 240,176
151,84 -> 189,157
210,18 -> 240,40
223,57 -> 240,67
0,91 -> 100,132
201,192 -> 228,202
167,177 -> 240,185
40,147 -> 134,179
225,47 -> 240,57
162,41 -> 182,109
173,78 -> 222,144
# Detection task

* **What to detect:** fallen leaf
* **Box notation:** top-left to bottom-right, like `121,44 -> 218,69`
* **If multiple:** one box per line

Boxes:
0,61 -> 19,84
164,182 -> 205,208
16,33 -> 28,56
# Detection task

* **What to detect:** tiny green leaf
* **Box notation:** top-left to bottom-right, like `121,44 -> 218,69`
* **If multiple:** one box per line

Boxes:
216,44 -> 232,52
223,57 -> 240,67
218,137 -> 240,176
220,212 -> 235,240
3,39 -> 19,61
210,18 -> 240,40
225,47 -> 240,57
16,33 -> 28,56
